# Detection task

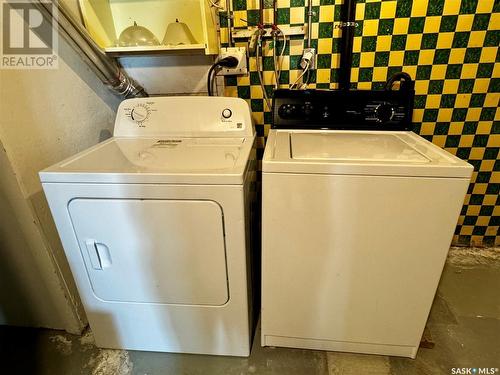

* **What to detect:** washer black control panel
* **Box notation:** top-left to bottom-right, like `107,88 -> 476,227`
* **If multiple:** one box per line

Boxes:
272,88 -> 414,130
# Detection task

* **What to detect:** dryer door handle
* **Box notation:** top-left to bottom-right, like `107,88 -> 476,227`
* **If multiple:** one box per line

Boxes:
85,240 -> 112,270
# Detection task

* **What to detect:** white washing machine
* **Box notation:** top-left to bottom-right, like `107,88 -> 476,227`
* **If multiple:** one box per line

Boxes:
261,89 -> 472,358
41,96 -> 256,356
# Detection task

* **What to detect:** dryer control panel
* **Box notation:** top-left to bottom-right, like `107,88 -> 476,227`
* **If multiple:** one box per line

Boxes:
272,88 -> 414,130
115,96 -> 255,137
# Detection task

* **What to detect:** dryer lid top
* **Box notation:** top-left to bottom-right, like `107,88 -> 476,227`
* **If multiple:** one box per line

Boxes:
263,130 -> 472,178
40,136 -> 254,184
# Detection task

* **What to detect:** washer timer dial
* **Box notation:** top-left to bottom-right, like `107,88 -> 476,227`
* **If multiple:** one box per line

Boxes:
375,103 -> 395,123
365,102 -> 395,123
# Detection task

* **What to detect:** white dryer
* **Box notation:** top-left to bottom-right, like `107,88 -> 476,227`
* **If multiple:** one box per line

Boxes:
261,89 -> 473,358
41,96 -> 256,356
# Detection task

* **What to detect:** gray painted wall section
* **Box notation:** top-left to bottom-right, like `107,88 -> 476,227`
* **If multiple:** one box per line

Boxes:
0,28 -> 120,332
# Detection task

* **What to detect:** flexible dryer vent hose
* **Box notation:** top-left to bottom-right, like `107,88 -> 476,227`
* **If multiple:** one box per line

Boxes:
33,1 -> 148,98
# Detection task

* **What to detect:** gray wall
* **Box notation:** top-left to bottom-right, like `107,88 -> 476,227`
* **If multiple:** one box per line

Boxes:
0,28 -> 119,332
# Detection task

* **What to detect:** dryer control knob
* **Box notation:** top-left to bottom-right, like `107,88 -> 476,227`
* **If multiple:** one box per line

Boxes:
222,108 -> 232,119
130,105 -> 149,123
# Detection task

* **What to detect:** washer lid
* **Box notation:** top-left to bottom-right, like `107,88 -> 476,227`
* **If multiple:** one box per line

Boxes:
263,130 -> 473,178
291,133 -> 429,163
40,136 -> 254,184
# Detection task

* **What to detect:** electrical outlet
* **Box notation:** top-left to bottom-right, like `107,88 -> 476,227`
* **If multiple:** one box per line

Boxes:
300,47 -> 316,70
218,47 -> 248,76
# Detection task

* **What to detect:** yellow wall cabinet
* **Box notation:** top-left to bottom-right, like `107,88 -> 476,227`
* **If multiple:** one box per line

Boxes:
79,0 -> 219,55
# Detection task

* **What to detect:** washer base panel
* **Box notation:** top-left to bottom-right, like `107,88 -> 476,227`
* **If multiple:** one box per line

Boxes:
263,335 -> 418,359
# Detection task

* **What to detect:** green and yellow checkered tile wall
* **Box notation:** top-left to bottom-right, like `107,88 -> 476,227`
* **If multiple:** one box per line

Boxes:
220,0 -> 500,247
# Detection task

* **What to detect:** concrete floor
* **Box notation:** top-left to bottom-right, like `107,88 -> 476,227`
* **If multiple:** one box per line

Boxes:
1,247 -> 499,375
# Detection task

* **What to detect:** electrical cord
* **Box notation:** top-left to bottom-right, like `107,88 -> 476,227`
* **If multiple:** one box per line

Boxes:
298,69 -> 310,89
208,0 -> 223,9
303,67 -> 311,89
385,72 -> 414,91
207,56 -> 239,96
256,32 -> 272,110
290,61 -> 310,89
273,29 -> 287,89
207,64 -> 219,96
272,31 -> 279,88
291,48 -> 314,90
304,50 -> 313,88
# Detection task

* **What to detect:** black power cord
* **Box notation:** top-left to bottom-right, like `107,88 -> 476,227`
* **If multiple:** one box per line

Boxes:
207,57 -> 239,96
384,72 -> 414,92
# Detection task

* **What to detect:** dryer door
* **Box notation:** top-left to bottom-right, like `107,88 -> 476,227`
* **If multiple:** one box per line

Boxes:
68,199 -> 229,306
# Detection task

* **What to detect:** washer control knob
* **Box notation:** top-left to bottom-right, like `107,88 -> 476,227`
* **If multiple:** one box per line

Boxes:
222,108 -> 232,119
375,103 -> 395,123
302,103 -> 314,116
364,102 -> 395,123
279,104 -> 301,118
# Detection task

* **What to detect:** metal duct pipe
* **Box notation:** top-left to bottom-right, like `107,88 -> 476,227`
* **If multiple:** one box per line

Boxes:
338,0 -> 356,90
33,0 -> 147,98
306,0 -> 313,48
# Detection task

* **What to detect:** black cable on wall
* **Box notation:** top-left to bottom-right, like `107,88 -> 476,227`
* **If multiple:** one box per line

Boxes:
338,0 -> 357,91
